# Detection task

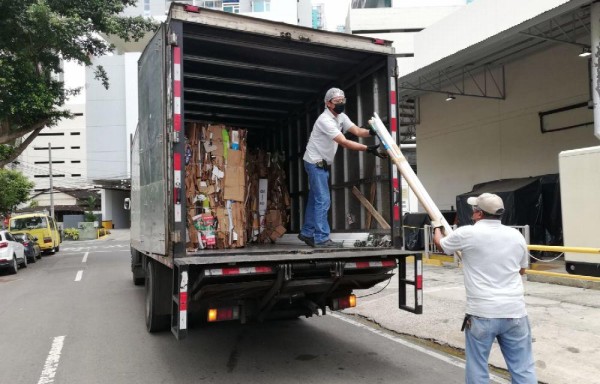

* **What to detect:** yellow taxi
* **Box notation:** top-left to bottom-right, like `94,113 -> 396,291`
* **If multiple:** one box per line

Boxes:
9,213 -> 61,254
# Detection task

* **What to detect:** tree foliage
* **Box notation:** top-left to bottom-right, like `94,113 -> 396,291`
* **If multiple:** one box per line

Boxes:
0,169 -> 35,214
0,0 -> 157,167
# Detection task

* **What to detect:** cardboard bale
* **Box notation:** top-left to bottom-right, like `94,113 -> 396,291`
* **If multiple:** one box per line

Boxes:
223,166 -> 245,202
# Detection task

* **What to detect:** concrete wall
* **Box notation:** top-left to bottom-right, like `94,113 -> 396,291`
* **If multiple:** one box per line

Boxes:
297,0 -> 313,28
240,0 -> 312,27
86,55 -> 128,181
416,43 -> 597,210
101,189 -> 131,228
124,52 -> 141,176
17,102 -> 87,191
63,215 -> 84,229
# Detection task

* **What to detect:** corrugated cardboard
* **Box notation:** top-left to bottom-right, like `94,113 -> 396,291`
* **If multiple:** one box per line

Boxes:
223,166 -> 245,202
228,149 -> 244,167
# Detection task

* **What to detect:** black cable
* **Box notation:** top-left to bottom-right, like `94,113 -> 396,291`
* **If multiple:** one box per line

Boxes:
357,275 -> 393,298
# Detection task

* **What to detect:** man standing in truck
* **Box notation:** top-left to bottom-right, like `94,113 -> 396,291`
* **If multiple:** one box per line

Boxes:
298,87 -> 384,248
433,193 -> 537,383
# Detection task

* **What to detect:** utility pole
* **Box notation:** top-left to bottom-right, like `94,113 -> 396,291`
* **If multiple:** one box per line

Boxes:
48,142 -> 54,219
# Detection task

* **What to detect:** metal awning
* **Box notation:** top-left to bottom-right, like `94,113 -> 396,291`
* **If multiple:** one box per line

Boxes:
398,0 -> 594,100
93,178 -> 131,190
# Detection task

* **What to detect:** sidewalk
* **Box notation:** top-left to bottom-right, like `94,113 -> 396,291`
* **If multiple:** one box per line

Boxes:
99,228 -> 131,242
344,262 -> 600,384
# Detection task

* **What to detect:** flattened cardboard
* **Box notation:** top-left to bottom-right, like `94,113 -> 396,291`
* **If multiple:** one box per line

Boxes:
224,166 -> 245,202
228,149 -> 244,167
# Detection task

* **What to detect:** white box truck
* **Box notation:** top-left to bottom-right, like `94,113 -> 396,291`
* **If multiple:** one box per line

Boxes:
130,3 -> 421,340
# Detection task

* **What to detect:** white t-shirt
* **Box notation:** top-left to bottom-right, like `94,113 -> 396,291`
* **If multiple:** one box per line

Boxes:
440,219 -> 528,318
303,108 -> 355,165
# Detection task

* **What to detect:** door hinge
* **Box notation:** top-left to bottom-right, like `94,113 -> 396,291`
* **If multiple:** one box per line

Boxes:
170,130 -> 180,143
168,31 -> 178,46
171,230 -> 181,243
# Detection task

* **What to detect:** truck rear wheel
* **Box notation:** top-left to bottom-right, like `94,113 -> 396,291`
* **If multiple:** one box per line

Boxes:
131,250 -> 145,286
145,260 -> 171,332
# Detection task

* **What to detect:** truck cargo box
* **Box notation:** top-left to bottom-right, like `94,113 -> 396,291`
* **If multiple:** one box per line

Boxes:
130,4 -> 420,339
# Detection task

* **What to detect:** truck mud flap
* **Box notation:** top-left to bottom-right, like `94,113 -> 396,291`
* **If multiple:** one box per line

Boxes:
398,254 -> 423,314
171,264 -> 189,340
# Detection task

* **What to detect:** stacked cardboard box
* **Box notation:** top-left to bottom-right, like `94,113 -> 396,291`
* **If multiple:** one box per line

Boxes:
245,150 -> 291,243
185,123 -> 247,250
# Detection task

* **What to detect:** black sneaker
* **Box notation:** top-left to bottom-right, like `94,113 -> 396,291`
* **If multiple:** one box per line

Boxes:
298,233 -> 315,247
314,239 -> 343,248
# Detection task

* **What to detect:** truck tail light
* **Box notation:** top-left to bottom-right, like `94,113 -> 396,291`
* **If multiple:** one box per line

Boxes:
207,307 -> 240,322
44,237 -> 52,243
0,241 -> 7,248
331,295 -> 356,310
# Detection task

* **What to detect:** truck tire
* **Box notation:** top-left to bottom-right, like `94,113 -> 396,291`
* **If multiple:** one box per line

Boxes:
133,273 -> 145,286
131,250 -> 145,286
145,260 -> 171,332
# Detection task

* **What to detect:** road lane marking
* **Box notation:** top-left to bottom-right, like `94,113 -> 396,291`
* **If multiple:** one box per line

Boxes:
82,252 -> 89,263
37,335 -> 66,384
61,250 -> 129,254
330,312 -> 509,384
75,270 -> 83,282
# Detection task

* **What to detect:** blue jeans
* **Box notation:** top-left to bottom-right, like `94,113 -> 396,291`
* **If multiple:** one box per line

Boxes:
301,161 -> 330,244
465,316 -> 537,384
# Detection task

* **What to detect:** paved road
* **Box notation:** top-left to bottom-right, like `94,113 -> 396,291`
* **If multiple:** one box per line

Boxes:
0,239 -> 478,384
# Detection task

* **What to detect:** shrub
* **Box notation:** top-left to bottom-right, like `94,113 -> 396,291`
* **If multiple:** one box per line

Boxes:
64,228 -> 80,240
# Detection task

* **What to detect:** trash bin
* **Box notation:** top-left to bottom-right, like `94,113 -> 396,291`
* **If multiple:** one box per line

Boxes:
101,220 -> 113,230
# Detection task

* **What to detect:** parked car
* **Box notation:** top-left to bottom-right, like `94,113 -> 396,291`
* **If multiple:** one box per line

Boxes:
13,233 -> 42,263
9,213 -> 61,254
0,230 -> 27,274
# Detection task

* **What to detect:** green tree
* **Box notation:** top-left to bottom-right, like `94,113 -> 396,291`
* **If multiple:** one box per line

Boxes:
0,0 -> 157,167
0,169 -> 35,214
84,196 -> 97,222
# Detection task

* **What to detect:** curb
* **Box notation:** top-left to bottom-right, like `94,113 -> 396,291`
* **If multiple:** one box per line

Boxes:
526,270 -> 600,290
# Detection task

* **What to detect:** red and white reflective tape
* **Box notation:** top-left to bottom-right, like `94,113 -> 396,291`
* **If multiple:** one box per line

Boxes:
344,260 -> 396,269
416,259 -> 423,306
173,46 -> 182,223
390,77 -> 400,222
205,266 -> 273,276
179,270 -> 188,330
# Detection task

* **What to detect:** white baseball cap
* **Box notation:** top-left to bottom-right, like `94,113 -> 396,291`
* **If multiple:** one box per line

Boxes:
467,193 -> 505,215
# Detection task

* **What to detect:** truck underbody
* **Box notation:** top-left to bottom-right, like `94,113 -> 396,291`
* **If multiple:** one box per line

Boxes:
133,245 -> 420,339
